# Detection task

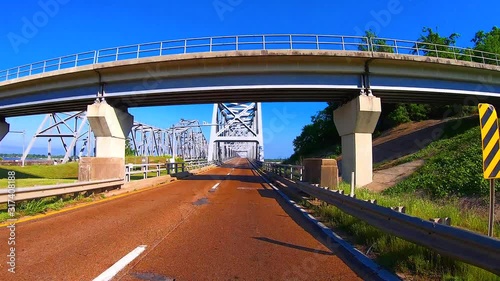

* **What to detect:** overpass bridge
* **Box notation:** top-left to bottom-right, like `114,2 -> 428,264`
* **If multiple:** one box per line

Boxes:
1,34 -> 500,186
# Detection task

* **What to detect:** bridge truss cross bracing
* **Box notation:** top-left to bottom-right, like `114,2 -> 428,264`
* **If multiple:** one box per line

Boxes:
21,113 -> 209,163
21,111 -> 92,164
167,119 -> 209,160
208,102 -> 264,163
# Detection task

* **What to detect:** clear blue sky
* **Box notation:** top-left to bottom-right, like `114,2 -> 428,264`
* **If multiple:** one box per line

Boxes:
0,0 -> 498,158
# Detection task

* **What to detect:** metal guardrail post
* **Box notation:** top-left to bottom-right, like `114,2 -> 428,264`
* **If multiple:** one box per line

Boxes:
182,162 -> 185,172
156,164 -> 160,177
290,166 -> 293,180
142,164 -> 147,179
125,164 -> 131,182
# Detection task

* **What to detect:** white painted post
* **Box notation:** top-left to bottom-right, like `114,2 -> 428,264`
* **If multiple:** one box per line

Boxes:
350,171 -> 355,197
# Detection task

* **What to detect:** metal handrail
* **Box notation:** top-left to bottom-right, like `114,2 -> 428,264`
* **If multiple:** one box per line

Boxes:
0,179 -> 123,203
1,34 -> 499,81
124,159 -> 213,182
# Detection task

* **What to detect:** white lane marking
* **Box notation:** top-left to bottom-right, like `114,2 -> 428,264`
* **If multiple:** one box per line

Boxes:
209,183 -> 220,192
93,245 -> 147,281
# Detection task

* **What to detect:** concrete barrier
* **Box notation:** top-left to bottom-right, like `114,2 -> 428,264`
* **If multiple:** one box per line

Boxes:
303,158 -> 339,189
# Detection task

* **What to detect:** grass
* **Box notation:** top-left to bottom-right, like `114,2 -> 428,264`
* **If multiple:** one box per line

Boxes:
0,162 -> 79,179
373,117 -> 500,198
336,182 -> 499,237
374,117 -> 479,171
303,182 -> 500,280
0,162 -> 79,188
0,192 -> 100,222
0,178 -> 76,188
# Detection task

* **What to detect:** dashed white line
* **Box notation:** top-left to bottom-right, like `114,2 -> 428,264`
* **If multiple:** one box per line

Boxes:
209,183 -> 220,192
92,245 -> 147,281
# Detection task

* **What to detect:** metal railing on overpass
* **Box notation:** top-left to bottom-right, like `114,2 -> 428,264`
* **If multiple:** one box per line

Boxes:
1,34 -> 499,81
256,161 -> 500,275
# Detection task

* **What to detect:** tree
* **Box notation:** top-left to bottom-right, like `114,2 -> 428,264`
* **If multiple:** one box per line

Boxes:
358,30 -> 395,53
471,26 -> 500,64
413,27 -> 460,59
287,102 -> 341,163
125,138 -> 136,156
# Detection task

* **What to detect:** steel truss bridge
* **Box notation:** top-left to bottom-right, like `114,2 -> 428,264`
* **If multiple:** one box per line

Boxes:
20,112 -> 210,163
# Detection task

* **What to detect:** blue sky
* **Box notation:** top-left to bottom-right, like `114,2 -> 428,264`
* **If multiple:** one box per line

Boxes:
0,0 -> 498,158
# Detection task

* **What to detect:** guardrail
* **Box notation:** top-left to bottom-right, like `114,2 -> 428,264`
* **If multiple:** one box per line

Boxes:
0,179 -> 123,204
257,162 -> 500,275
1,34 -> 498,81
124,159 -> 213,182
184,159 -> 213,170
263,162 -> 303,181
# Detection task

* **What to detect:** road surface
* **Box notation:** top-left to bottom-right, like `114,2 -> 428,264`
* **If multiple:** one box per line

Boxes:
0,158 -> 362,280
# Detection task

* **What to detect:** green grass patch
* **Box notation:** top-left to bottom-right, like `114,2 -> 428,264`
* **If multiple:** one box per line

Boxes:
307,182 -> 499,280
380,117 -> 500,198
0,162 -> 78,180
0,192 -> 101,222
336,183 -> 499,236
0,163 -> 79,188
0,178 -> 76,188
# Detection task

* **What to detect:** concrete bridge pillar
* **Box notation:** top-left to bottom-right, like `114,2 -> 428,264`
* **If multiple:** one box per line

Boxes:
87,101 -> 133,158
334,95 -> 381,187
79,101 -> 133,181
0,118 -> 9,142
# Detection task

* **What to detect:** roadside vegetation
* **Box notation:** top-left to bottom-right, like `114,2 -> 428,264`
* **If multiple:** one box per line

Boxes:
383,118 -> 500,198
0,162 -> 78,188
282,26 -> 500,280
0,192 -> 105,223
305,188 -> 499,280
290,115 -> 500,279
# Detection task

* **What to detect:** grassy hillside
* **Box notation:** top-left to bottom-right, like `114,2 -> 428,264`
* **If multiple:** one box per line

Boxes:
384,117 -> 499,198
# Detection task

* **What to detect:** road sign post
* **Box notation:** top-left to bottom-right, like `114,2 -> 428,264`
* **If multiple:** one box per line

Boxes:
478,103 -> 499,237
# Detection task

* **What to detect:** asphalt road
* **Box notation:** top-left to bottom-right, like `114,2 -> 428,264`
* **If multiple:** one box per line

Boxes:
0,158 -> 361,281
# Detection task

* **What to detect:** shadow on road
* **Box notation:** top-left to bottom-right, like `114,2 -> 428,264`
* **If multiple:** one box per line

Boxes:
253,236 -> 334,256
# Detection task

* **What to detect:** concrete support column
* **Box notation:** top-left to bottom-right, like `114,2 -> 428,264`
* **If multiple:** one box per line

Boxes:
87,101 -> 133,158
334,95 -> 381,187
0,118 -> 9,143
80,101 -> 133,181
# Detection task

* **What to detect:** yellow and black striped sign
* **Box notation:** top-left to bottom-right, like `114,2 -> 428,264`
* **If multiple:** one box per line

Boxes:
478,103 -> 500,179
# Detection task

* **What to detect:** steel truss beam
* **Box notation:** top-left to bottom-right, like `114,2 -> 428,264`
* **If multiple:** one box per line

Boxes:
167,119 -> 209,160
23,113 -> 210,163
22,111 -> 93,164
208,102 -> 264,163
